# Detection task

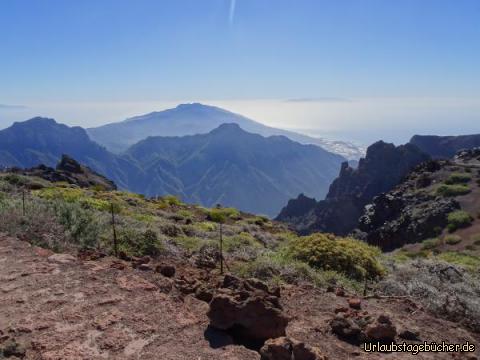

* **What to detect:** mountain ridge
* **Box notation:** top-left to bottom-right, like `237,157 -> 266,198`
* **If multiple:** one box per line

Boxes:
0,117 -> 343,216
87,103 -> 364,159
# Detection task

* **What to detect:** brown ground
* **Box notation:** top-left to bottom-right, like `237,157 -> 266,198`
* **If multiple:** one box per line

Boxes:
1,235 -> 479,360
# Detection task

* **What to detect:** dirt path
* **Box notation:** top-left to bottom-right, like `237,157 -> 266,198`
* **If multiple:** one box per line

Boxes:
0,235 -> 258,360
1,235 -> 479,359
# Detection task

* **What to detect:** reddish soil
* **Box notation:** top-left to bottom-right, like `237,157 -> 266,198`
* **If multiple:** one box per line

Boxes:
1,235 -> 479,359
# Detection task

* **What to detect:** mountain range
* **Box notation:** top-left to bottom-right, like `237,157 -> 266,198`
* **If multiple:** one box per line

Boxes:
87,103 -> 364,160
0,116 -> 344,216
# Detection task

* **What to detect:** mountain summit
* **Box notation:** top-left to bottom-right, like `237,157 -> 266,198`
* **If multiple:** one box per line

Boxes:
87,103 -> 364,159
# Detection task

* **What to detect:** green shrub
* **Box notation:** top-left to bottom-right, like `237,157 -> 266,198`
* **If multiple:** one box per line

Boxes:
233,252 -> 362,291
196,221 -> 217,232
173,236 -> 208,252
445,173 -> 472,185
444,235 -> 462,245
116,227 -> 164,257
53,201 -> 104,249
285,233 -> 384,280
34,187 -> 84,203
392,249 -> 431,263
437,252 -> 480,271
223,232 -> 261,253
163,195 -> 182,206
207,207 -> 240,223
4,174 -> 28,186
138,229 -> 164,257
447,210 -> 473,232
421,238 -> 441,250
436,184 -> 471,197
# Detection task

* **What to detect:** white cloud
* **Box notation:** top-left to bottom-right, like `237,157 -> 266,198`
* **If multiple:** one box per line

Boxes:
1,97 -> 479,145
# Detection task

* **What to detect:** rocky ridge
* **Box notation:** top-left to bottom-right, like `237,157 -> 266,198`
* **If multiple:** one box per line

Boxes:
277,141 -> 430,235
356,149 -> 480,250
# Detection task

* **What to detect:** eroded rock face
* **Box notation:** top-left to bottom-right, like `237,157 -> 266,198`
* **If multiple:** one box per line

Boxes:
207,275 -> 288,344
277,141 -> 430,235
260,337 -> 328,360
358,190 -> 459,250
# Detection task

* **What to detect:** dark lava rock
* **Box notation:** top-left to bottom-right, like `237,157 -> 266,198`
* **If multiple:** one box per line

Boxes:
156,264 -> 176,278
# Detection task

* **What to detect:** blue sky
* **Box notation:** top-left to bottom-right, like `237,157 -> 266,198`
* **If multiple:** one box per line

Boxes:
1,0 -> 479,143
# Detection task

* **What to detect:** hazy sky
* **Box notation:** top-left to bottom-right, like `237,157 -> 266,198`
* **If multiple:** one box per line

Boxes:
1,0 -> 479,144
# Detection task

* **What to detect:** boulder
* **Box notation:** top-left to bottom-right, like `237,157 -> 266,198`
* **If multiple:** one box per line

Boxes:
156,264 -> 176,278
260,337 -> 327,360
330,315 -> 362,341
348,298 -> 362,310
365,315 -> 397,342
207,275 -> 288,343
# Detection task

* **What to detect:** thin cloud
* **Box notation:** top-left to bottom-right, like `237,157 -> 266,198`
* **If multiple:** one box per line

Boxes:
229,0 -> 236,26
285,97 -> 351,103
0,103 -> 27,110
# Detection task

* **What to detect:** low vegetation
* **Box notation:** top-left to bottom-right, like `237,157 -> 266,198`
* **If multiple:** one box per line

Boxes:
447,210 -> 473,232
444,172 -> 472,185
436,184 -> 471,197
379,259 -> 480,332
284,233 -> 384,280
444,234 -> 462,245
0,173 -> 387,293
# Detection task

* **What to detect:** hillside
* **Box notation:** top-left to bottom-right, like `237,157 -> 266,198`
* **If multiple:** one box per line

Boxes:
1,161 -> 479,359
410,134 -> 480,159
357,148 -> 480,255
87,103 -> 364,159
0,117 -> 139,189
126,123 -> 343,216
276,141 -> 430,234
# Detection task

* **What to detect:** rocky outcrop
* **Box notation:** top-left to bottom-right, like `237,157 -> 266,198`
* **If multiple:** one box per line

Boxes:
207,275 -> 288,345
354,158 -> 468,250
277,141 -> 430,235
10,154 -> 117,190
358,192 -> 459,250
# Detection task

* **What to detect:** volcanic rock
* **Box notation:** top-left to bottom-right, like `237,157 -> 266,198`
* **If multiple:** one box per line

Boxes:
207,275 -> 288,343
260,337 -> 328,360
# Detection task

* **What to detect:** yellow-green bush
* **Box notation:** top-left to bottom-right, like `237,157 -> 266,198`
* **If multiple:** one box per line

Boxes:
285,233 -> 384,280
421,237 -> 441,250
223,232 -> 261,252
163,195 -> 182,206
436,184 -> 471,197
34,187 -> 84,203
207,207 -> 240,223
445,173 -> 472,185
196,221 -> 217,232
437,252 -> 480,271
447,210 -> 473,232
